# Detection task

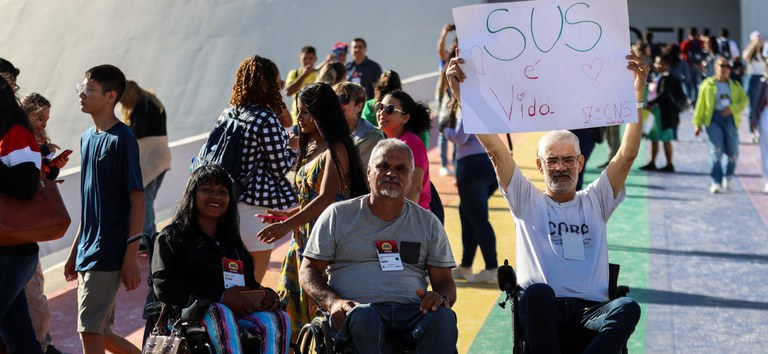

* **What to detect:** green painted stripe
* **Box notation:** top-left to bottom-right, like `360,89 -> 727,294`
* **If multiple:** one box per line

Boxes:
601,142 -> 649,353
468,139 -> 649,353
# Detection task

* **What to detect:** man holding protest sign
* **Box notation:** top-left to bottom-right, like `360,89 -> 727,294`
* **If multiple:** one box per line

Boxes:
445,48 -> 648,354
447,1 -> 646,351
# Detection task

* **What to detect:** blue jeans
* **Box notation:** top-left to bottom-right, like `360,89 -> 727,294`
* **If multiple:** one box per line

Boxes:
519,283 -> 640,354
570,128 -> 598,191
143,171 -> 166,236
705,110 -> 739,184
336,303 -> 457,354
457,154 -> 498,270
0,253 -> 44,354
747,74 -> 762,121
438,133 -> 455,169
687,65 -> 701,104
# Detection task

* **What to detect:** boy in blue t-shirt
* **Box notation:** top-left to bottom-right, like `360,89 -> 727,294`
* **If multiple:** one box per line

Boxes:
64,65 -> 144,354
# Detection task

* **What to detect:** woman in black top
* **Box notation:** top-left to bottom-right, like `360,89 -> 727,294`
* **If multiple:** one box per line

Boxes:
119,80 -> 171,238
152,164 -> 290,353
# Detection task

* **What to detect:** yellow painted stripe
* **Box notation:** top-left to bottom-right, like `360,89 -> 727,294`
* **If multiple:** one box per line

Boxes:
450,132 -> 545,353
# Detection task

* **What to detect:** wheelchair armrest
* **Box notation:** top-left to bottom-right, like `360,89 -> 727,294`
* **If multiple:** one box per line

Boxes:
614,285 -> 630,298
181,299 -> 210,323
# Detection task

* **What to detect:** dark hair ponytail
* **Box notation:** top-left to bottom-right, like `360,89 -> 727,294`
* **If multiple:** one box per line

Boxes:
387,90 -> 432,136
0,76 -> 31,138
296,83 -> 368,197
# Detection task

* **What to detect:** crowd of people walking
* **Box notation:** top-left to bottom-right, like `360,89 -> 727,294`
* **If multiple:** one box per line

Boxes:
2,20 -> 768,354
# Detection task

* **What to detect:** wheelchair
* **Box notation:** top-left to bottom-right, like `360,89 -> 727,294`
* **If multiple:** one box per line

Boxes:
129,233 -> 299,354
296,306 -> 458,354
497,260 -> 630,354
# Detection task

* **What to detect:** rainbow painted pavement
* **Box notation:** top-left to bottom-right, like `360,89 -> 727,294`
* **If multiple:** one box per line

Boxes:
42,112 -> 768,353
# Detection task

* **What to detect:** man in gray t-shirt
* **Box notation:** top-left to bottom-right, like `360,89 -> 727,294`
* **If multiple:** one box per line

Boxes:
300,139 -> 457,353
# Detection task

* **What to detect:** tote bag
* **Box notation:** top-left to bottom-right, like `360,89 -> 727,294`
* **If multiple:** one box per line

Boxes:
0,179 -> 71,246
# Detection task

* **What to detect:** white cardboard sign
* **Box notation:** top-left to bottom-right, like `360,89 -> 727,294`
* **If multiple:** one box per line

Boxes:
452,0 -> 636,133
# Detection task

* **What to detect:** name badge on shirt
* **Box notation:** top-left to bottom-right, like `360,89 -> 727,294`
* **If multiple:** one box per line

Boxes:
562,234 -> 586,261
720,98 -> 731,108
222,258 -> 245,289
375,240 -> 403,271
351,76 -> 361,85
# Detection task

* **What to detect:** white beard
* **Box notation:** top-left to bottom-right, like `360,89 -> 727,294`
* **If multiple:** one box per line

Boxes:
379,188 -> 401,198
547,174 -> 577,193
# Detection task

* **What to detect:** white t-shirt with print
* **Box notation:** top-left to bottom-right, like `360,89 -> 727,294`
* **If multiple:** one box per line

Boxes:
501,165 -> 625,302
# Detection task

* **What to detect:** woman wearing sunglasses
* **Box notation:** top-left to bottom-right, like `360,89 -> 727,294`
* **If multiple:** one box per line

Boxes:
257,82 -> 368,333
376,90 -> 433,210
333,81 -> 385,173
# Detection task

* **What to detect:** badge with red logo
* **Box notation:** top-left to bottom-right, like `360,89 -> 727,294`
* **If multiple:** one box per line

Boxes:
375,240 -> 403,271
222,258 -> 245,289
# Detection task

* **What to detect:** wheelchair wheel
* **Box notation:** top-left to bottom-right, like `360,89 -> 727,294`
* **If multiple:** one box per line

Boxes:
296,315 -> 334,354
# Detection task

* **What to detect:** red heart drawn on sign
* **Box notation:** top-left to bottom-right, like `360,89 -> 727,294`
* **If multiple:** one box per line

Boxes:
583,58 -> 603,81
516,92 -> 525,102
460,45 -> 485,75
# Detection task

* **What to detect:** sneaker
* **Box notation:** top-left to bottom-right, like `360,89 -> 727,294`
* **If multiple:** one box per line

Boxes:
638,161 -> 657,171
467,268 -> 498,283
451,266 -> 473,280
658,164 -> 675,173
710,183 -> 721,194
439,166 -> 453,176
722,176 -> 733,192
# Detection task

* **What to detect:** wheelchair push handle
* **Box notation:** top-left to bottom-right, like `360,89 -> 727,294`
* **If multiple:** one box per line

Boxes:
127,233 -> 149,245
497,259 -> 517,293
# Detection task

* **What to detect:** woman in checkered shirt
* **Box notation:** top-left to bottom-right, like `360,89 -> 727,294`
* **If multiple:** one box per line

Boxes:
224,55 -> 299,283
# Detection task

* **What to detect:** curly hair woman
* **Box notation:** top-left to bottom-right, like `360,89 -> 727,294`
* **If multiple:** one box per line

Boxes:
213,55 -> 297,283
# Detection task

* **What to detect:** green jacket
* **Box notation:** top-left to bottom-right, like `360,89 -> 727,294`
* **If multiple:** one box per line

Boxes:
692,77 -> 749,127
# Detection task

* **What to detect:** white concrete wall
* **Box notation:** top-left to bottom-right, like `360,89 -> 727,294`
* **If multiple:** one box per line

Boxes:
37,72 -> 439,259
741,0 -> 768,48
627,0 -> 740,46
0,0 -> 472,168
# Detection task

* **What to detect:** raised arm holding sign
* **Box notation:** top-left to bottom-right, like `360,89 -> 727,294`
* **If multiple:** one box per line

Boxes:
452,0 -> 637,134
446,50 -> 647,198
445,3 -> 648,351
446,48 -> 648,353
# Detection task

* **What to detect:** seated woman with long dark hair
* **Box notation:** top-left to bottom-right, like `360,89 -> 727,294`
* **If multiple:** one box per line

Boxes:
152,165 -> 290,353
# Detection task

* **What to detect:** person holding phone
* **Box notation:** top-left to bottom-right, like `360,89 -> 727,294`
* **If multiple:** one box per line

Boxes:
22,93 -> 69,180
152,165 -> 290,353
18,93 -> 69,354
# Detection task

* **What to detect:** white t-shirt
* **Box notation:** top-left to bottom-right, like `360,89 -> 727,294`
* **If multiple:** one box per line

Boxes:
501,165 -> 625,302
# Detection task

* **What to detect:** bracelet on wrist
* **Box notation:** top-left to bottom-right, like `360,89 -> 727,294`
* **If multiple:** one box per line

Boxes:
636,101 -> 646,109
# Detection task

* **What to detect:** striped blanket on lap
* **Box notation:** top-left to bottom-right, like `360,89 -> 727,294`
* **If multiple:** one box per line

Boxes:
202,302 -> 291,354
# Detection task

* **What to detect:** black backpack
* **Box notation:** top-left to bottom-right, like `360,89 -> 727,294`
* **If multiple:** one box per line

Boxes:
190,108 -> 255,197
